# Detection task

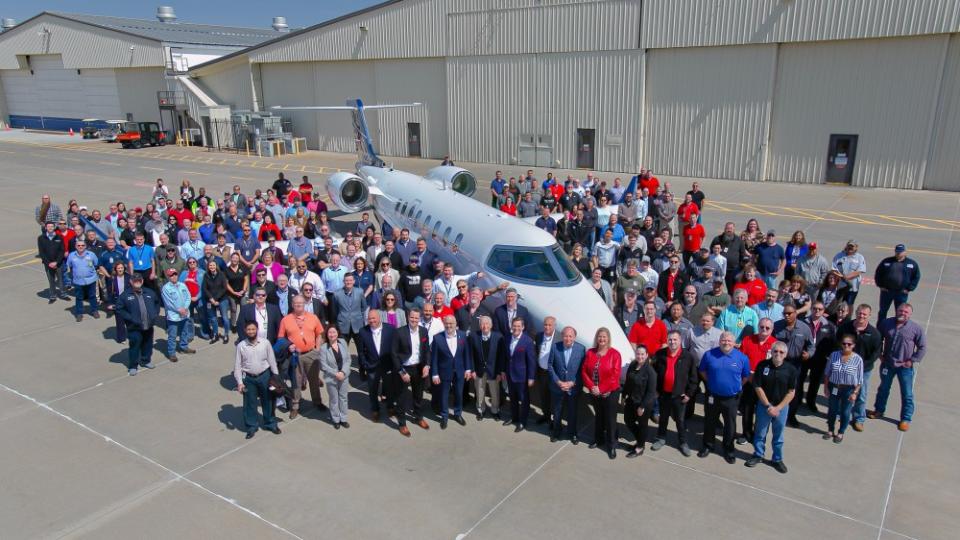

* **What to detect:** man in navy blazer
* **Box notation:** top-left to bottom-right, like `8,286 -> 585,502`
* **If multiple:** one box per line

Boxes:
430,315 -> 474,429
549,326 -> 586,443
492,288 -> 534,338
468,315 -> 507,421
500,317 -> 537,432
359,310 -> 397,422
235,286 -> 282,344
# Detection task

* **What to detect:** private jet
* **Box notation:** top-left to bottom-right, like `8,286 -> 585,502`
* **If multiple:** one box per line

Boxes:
270,99 -> 634,362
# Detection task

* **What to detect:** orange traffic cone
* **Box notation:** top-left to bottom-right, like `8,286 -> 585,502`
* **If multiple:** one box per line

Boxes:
69,128 -> 74,136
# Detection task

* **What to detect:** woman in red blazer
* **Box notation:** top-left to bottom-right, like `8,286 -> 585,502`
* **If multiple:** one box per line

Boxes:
581,327 -> 623,459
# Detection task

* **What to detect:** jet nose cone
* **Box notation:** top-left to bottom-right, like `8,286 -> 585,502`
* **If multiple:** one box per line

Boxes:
540,281 -> 633,367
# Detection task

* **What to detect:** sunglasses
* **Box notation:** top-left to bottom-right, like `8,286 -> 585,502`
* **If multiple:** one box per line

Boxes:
842,342 -> 855,347
772,350 -> 787,355
458,285 -> 468,290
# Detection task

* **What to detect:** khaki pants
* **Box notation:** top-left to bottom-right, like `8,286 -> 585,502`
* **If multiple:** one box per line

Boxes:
475,373 -> 500,415
293,349 -> 324,410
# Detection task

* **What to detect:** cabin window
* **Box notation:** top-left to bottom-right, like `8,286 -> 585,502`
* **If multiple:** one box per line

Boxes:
486,246 -> 559,282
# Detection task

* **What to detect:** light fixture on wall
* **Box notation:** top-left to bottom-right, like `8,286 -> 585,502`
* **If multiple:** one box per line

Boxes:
359,25 -> 368,32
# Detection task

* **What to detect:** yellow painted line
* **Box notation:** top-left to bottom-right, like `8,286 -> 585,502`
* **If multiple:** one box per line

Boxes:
0,251 -> 36,264
875,246 -> 960,258
780,207 -> 824,221
934,219 -> 960,227
265,163 -> 276,169
299,165 -> 307,172
826,210 -> 877,225
705,201 -> 733,212
0,149 -> 15,154
0,259 -> 39,271
737,203 -> 777,216
282,164 -> 290,170
139,166 -> 164,171
0,248 -> 35,257
229,176 -> 256,181
181,171 -> 210,176
876,215 -> 934,229
220,160 -> 228,165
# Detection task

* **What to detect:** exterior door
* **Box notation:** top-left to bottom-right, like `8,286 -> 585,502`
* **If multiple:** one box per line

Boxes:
518,133 -> 536,165
535,134 -> 553,167
407,122 -> 421,157
576,128 -> 596,169
825,134 -> 858,184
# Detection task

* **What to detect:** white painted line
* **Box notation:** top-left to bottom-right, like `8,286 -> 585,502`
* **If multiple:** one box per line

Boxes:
457,441 -> 570,539
875,193 -> 959,540
0,381 -> 305,540
139,166 -> 164,171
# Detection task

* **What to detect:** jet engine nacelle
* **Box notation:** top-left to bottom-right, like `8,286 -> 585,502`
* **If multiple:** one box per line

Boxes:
425,166 -> 477,197
326,171 -> 370,213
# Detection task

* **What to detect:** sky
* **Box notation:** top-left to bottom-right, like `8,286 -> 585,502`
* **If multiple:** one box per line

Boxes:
1,1 -> 386,29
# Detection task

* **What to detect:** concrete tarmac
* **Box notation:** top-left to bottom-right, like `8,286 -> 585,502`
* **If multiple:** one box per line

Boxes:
0,132 -> 956,540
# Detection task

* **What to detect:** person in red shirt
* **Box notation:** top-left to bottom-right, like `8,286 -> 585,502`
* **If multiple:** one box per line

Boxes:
168,200 -> 193,229
549,182 -> 564,202
677,193 -> 699,224
651,330 -> 698,456
733,264 -> 767,306
432,291 -> 454,320
257,214 -> 282,242
639,169 -> 660,196
180,257 -> 207,340
499,196 -> 517,216
737,317 -> 776,443
628,302 -> 668,355
581,327 -> 623,459
681,214 -> 706,264
298,176 -> 314,203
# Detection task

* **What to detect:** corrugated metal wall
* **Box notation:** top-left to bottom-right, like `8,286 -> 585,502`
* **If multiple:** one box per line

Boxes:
446,0 -> 640,56
260,62 -> 322,148
924,34 -> 960,191
373,59 -> 448,159
767,36 -> 946,188
447,50 -> 642,172
0,15 -> 164,70
446,54 -> 536,166
641,0 -> 960,49
193,57 -> 255,110
251,0 -> 443,63
643,44 -> 774,181
0,55 -> 122,119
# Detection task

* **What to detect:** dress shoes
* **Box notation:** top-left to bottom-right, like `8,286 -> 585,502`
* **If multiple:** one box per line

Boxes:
440,419 -> 448,430
697,446 -> 712,458
724,454 -> 736,465
289,409 -> 298,420
334,422 -> 341,430
588,442 -> 599,449
417,418 -> 429,430
502,419 -> 513,426
269,426 -> 281,435
179,347 -> 196,354
166,354 -> 178,362
608,449 -> 616,460
514,425 -> 524,433
245,431 -> 255,439
455,415 -> 466,426
340,422 -> 350,429
898,421 -> 910,432
745,456 -> 762,467
90,311 -> 100,319
866,410 -> 881,420
773,461 -> 788,474
399,426 -> 411,437
476,412 -> 483,421
371,411 -> 380,423
852,422 -> 864,432
570,436 -> 579,445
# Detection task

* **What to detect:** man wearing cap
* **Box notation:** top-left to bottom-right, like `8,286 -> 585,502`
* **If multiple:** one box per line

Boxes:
711,222 -> 749,293
833,240 -> 867,305
161,268 -> 196,361
116,274 -> 160,375
614,288 -> 642,333
874,244 -> 921,322
38,221 -> 67,302
638,255 -> 658,290
755,230 -> 786,289
616,260 -> 646,305
797,242 -> 831,296
156,245 -> 185,288
702,276 -> 730,316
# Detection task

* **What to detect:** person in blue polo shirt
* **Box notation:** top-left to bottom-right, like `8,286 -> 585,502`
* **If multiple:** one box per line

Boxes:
490,171 -> 506,208
698,331 -> 751,463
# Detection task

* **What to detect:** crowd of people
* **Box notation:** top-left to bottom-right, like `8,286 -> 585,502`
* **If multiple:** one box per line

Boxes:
34,168 -> 928,471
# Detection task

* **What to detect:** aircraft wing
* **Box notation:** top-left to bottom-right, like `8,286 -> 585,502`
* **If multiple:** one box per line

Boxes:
269,103 -> 422,111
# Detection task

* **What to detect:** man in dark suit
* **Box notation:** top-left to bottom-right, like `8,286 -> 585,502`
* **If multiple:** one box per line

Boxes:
549,326 -> 586,443
501,317 -> 537,432
392,308 -> 431,433
534,317 -> 559,425
235,286 -> 282,344
38,221 -> 67,301
468,315 -> 506,421
296,282 -> 328,326
268,274 -> 296,317
651,331 -> 698,457
358,310 -> 397,424
492,288 -> 533,338
430,314 -> 473,429
333,274 -> 367,372
455,286 -> 494,335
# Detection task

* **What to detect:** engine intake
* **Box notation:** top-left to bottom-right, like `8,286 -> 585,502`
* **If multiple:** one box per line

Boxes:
326,172 -> 370,213
425,166 -> 477,197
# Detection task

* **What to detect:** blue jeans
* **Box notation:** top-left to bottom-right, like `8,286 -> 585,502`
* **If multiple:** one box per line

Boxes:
242,369 -> 278,434
878,290 -> 909,322
206,300 -> 231,337
762,274 -> 779,289
852,368 -> 873,424
73,282 -> 98,315
827,384 -> 855,434
873,365 -> 915,422
753,403 -> 788,462
166,319 -> 189,356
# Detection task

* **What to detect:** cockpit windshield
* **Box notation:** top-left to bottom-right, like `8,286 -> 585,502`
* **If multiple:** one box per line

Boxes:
486,244 -> 582,286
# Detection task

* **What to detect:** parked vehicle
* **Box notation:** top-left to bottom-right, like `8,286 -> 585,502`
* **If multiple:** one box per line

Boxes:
80,118 -> 103,139
117,122 -> 166,149
98,120 -> 127,142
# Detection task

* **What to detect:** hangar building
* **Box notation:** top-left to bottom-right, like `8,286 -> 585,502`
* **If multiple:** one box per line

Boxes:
0,7 -> 283,137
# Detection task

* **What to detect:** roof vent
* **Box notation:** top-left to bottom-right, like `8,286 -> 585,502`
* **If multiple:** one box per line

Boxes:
156,6 -> 177,23
271,16 -> 289,32
1,18 -> 16,32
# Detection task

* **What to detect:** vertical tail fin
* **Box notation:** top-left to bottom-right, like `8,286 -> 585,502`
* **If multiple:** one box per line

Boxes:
619,175 -> 639,204
349,99 -> 385,168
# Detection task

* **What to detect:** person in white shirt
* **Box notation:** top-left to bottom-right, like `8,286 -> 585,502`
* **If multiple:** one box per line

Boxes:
289,260 -> 326,301
434,263 -> 483,306
420,303 -> 444,344
234,320 -> 281,439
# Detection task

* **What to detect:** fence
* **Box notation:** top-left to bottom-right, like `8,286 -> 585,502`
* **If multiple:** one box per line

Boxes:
203,118 -> 295,155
